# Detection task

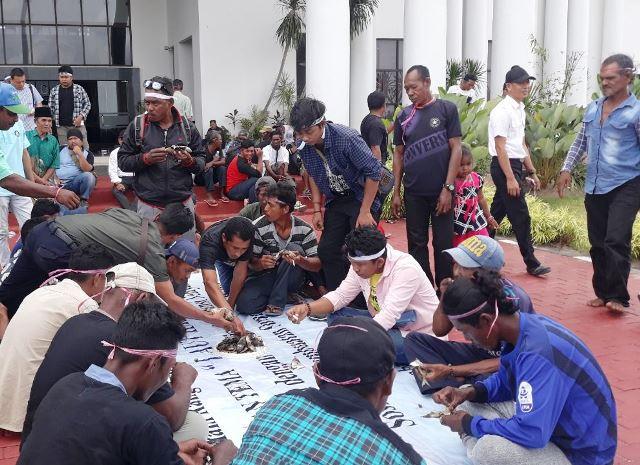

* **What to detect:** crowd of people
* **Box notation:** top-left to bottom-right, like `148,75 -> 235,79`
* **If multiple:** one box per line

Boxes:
0,51 -> 636,465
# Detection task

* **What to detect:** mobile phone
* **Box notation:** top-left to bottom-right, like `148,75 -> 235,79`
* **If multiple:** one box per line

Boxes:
170,145 -> 191,153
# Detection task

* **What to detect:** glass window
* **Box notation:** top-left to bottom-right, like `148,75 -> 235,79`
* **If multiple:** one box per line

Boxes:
2,0 -> 29,23
82,0 -> 107,25
29,0 -> 56,24
57,25 -> 83,64
108,24 -> 129,65
30,25 -> 58,64
56,0 -> 81,24
83,26 -> 108,64
377,39 -> 397,70
107,0 -> 128,25
3,25 -> 31,64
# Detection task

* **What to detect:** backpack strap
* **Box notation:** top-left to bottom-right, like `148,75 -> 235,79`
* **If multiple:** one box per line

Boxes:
180,115 -> 191,145
134,114 -> 148,150
28,84 -> 36,107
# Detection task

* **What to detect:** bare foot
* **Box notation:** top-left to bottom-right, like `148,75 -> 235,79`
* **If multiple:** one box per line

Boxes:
605,300 -> 625,313
586,298 -> 605,307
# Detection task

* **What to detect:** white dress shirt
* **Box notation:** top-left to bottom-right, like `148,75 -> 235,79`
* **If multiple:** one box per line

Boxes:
488,95 -> 527,159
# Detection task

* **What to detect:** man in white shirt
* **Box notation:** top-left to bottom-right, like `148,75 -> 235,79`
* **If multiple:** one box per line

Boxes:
108,130 -> 136,210
9,68 -> 43,132
447,74 -> 477,104
488,65 -> 549,276
262,133 -> 291,181
0,117 -> 33,268
172,79 -> 193,121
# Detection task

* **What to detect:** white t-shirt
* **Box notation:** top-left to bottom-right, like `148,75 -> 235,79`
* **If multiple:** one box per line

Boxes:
262,145 -> 290,166
488,95 -> 527,159
447,84 -> 476,103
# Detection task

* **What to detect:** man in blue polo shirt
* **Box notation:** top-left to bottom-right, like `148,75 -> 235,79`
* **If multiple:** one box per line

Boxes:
558,54 -> 640,312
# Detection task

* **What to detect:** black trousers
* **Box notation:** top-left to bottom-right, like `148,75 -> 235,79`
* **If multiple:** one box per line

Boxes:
235,261 -> 306,314
404,192 -> 453,287
489,157 -> 540,269
0,222 -> 75,318
111,176 -> 136,211
318,196 -> 380,293
585,175 -> 640,306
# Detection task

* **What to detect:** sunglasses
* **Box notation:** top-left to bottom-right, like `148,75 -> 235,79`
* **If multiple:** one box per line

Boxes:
144,80 -> 171,94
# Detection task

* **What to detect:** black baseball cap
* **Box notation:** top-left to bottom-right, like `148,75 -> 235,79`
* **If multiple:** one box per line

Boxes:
505,65 -> 536,84
317,316 -> 395,385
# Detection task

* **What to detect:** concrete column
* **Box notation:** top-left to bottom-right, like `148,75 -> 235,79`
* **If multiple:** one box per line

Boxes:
601,0 -> 625,59
403,0 -> 447,103
462,0 -> 489,99
586,0 -> 604,98
349,21 -> 376,129
447,0 -> 463,62
306,0 -> 350,124
490,0 -> 539,98
542,0 -> 568,97
566,0 -> 590,105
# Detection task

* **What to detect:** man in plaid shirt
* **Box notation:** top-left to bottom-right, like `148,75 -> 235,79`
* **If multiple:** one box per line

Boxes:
230,317 -> 426,465
48,65 -> 91,149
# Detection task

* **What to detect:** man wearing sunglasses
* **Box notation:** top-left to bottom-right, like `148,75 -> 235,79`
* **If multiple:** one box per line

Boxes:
118,76 -> 204,230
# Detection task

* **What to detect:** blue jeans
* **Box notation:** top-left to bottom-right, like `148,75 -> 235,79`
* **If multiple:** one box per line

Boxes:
327,307 -> 414,365
215,261 -> 235,296
227,178 -> 257,201
62,172 -> 96,200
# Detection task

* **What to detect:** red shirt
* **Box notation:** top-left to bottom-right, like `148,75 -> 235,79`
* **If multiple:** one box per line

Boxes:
225,156 -> 248,193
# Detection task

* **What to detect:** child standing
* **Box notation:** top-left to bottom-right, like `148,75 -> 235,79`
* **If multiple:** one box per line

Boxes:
453,146 -> 498,246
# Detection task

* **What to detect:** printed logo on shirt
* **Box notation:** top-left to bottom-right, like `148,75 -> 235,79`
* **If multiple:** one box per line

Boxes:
429,117 -> 441,128
518,381 -> 534,413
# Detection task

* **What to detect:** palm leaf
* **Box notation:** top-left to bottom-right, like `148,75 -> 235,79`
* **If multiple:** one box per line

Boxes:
350,0 -> 379,38
275,0 -> 306,49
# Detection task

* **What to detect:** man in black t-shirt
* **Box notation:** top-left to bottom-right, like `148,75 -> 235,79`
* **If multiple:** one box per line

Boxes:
392,65 -> 462,288
22,262 -> 207,445
199,216 -> 256,316
360,90 -> 389,165
19,300 -> 237,465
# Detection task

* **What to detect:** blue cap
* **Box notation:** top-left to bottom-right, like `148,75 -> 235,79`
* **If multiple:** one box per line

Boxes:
443,235 -> 504,271
166,239 -> 199,267
0,83 -> 30,114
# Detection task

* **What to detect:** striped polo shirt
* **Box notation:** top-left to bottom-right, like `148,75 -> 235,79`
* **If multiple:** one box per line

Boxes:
252,214 -> 318,258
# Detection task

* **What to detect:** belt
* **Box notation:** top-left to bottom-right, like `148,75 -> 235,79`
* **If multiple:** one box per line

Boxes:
47,221 -> 78,248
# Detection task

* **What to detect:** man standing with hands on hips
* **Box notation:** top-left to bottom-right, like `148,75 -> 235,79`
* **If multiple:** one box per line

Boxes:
488,65 -> 549,276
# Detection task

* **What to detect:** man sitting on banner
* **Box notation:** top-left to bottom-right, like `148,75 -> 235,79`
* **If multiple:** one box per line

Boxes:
433,271 -> 616,465
230,317 -> 425,465
287,226 -> 439,365
22,263 -> 207,446
19,300 -> 238,465
236,182 -> 321,316
165,238 -> 199,298
199,216 -> 255,314
404,235 -> 535,394
0,244 -> 114,432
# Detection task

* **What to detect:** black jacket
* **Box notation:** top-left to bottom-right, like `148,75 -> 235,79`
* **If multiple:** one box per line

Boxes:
118,108 -> 204,206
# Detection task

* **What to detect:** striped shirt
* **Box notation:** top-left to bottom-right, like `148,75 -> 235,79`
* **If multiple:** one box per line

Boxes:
252,214 -> 318,257
470,313 -> 616,465
15,84 -> 43,131
230,386 -> 426,465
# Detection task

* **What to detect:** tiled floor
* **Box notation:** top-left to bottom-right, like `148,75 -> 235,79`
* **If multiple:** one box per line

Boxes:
2,183 -> 638,463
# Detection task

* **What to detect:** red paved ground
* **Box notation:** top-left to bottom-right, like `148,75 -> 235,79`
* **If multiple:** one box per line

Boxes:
2,180 -> 639,463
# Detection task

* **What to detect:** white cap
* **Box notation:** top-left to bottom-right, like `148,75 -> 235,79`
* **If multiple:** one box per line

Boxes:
104,262 -> 164,303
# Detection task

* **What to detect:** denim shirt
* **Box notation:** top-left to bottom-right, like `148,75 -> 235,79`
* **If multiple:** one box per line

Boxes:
564,94 -> 640,194
298,123 -> 382,212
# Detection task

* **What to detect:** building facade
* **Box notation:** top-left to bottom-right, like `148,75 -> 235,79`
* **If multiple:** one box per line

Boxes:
2,0 -> 639,145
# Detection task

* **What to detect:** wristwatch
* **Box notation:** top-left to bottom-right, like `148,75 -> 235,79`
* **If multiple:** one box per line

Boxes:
443,183 -> 455,192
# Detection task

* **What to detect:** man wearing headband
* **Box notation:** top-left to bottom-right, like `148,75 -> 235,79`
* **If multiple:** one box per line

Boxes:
0,203 -> 245,335
558,54 -> 640,313
231,316 -> 425,465
404,235 -> 535,394
19,301 -> 238,465
236,182 -> 321,316
118,76 -> 204,229
23,263 -> 207,446
433,271 -> 616,465
48,65 -> 91,149
0,245 -> 114,433
287,226 -> 438,364
290,97 -> 382,295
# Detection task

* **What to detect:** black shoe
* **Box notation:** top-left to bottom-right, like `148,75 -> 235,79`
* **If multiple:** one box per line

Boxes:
527,265 -> 551,276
